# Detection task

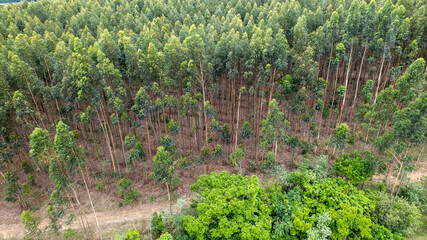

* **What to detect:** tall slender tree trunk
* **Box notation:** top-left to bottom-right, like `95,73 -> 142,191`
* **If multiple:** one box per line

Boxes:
117,122 -> 127,169
95,107 -> 116,173
352,44 -> 367,109
81,169 -> 102,240
145,118 -> 152,161
101,103 -> 120,173
373,51 -> 386,104
338,45 -> 353,124
234,91 -> 241,150
392,161 -> 403,195
327,61 -> 341,134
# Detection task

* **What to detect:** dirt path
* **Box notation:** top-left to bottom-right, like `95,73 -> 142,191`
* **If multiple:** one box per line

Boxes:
0,201 -> 170,239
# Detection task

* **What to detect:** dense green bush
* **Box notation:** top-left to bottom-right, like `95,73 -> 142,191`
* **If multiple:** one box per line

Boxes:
117,178 -> 141,204
398,178 -> 427,213
297,155 -> 331,178
334,151 -> 376,183
373,192 -> 422,236
183,172 -> 271,239
158,233 -> 174,240
21,210 -> 39,239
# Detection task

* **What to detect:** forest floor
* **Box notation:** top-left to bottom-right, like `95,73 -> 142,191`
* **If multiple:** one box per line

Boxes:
0,153 -> 425,239
0,196 -> 172,239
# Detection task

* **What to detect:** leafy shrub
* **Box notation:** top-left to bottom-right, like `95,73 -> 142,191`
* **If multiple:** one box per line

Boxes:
118,178 -> 141,204
21,160 -> 33,174
373,192 -> 422,236
221,123 -> 231,145
297,155 -> 331,178
229,147 -> 244,169
398,178 -> 427,213
200,146 -> 210,162
334,151 -> 375,184
160,135 -> 176,152
249,161 -> 257,172
183,172 -> 271,239
27,174 -> 36,186
211,144 -> 224,159
240,121 -> 252,139
21,210 -> 39,238
307,212 -> 332,240
125,228 -> 141,240
3,171 -> 20,203
167,120 -> 179,135
370,224 -> 404,240
158,232 -> 173,240
63,228 -> 77,240
293,178 -> 376,239
261,151 -> 276,172
151,212 -> 164,239
95,182 -> 103,192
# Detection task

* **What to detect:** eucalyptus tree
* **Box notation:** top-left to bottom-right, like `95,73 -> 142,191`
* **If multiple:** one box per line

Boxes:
132,87 -> 154,161
151,146 -> 175,203
30,121 -> 100,235
261,99 -> 289,159
338,0 -> 363,124
183,29 -> 210,150
234,87 -> 246,150
331,123 -> 350,156
351,0 -> 377,110
372,0 -> 407,104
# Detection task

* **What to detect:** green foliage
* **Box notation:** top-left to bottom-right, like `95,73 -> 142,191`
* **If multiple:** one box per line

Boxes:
392,91 -> 426,145
261,151 -> 276,172
240,121 -> 252,140
118,178 -> 141,204
124,135 -> 137,148
21,160 -> 33,174
183,172 -> 271,239
125,228 -> 141,240
396,58 -> 425,105
307,212 -> 332,240
3,171 -> 20,203
297,178 -> 375,239
158,232 -> 173,240
160,135 -> 176,152
262,99 -> 289,153
373,192 -> 422,236
151,146 -> 175,185
211,144 -> 224,160
335,86 -> 346,98
63,228 -> 77,240
29,128 -> 53,167
54,121 -> 84,176
298,155 -> 331,179
151,212 -> 164,239
221,123 -> 231,145
95,182 -> 103,192
334,151 -> 375,184
398,178 -> 427,213
229,146 -> 244,169
331,123 -> 350,150
167,120 -> 179,135
21,210 -> 39,238
200,146 -> 210,162
210,119 -> 221,132
361,80 -> 374,103
128,141 -> 146,165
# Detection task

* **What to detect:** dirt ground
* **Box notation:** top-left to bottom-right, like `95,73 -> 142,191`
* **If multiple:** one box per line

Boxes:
0,150 -> 425,239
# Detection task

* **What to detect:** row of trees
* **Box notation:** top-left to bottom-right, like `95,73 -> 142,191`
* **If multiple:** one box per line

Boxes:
0,0 -> 425,235
0,0 -> 423,171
